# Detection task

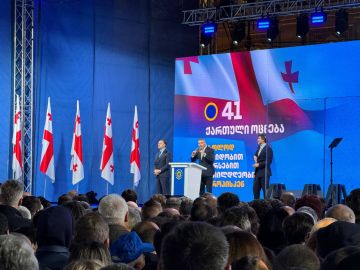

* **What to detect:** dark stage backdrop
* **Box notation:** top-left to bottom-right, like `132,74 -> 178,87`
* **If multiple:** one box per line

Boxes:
0,0 -> 12,181
32,0 -> 197,202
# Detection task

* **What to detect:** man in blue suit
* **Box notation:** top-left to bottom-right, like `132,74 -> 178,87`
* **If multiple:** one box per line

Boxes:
154,139 -> 172,195
253,134 -> 273,199
191,138 -> 215,196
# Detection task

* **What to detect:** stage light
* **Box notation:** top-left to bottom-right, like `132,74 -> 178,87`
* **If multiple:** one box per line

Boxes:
266,17 -> 279,42
335,9 -> 348,35
201,22 -> 217,35
257,18 -> 270,30
296,14 -> 309,38
311,11 -> 327,25
200,34 -> 212,47
232,21 -> 246,45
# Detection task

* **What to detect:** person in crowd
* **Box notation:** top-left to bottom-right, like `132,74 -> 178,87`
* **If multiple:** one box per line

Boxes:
282,212 -> 314,245
63,200 -> 87,221
274,244 -> 320,270
241,205 -> 260,236
248,200 -> 272,222
151,194 -> 166,208
190,201 -> 215,222
253,134 -> 273,200
165,197 -> 181,210
179,197 -> 193,217
202,192 -> 218,216
297,206 -> 318,224
232,256 -> 269,270
295,194 -> 324,220
98,194 -> 129,245
217,192 -> 240,214
161,222 -> 230,270
191,138 -> 215,195
69,242 -> 112,266
127,207 -> 141,230
121,189 -> 138,203
257,208 -> 288,254
58,194 -> 73,205
132,221 -> 160,270
111,231 -> 154,270
0,234 -> 39,269
74,212 -> 110,247
316,220 -> 360,259
321,246 -> 360,270
221,206 -> 252,232
35,206 -> 74,270
38,196 -> 52,208
141,199 -> 162,221
0,179 -> 32,231
153,139 -> 172,195
280,192 -> 296,208
224,230 -> 269,268
325,204 -> 356,223
22,195 -> 42,217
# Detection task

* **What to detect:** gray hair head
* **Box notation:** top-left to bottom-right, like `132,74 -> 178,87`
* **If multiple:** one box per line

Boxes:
18,205 -> 32,219
0,180 -> 24,206
128,207 -> 141,230
99,194 -> 128,224
0,234 -> 39,269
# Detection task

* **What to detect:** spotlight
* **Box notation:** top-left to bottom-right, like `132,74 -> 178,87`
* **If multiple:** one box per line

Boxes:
257,18 -> 270,30
296,14 -> 309,38
311,11 -> 327,25
232,21 -> 246,45
266,17 -> 279,42
335,9 -> 348,35
200,34 -> 212,47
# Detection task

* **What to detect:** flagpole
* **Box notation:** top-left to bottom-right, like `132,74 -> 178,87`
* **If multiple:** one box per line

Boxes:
43,175 -> 47,198
76,184 -> 79,194
106,183 -> 109,195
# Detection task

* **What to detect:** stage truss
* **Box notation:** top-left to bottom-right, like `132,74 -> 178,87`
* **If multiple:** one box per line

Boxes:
13,0 -> 34,192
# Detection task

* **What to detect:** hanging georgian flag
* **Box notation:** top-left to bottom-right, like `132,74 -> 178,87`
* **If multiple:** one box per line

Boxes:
40,97 -> 55,182
100,103 -> 114,185
130,105 -> 141,187
12,94 -> 22,180
70,100 -> 84,185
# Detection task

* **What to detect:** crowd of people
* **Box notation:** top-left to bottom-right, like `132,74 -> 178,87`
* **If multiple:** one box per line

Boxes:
1,179 -> 360,270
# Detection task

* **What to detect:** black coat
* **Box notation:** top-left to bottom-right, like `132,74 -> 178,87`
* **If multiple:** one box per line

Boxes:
191,146 -> 215,177
0,204 -> 33,232
254,144 -> 273,177
154,149 -> 172,178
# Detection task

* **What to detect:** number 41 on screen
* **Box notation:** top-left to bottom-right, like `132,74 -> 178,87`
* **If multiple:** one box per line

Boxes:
222,101 -> 242,120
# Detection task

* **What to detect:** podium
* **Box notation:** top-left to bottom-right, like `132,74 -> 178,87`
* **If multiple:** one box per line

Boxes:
169,162 -> 206,200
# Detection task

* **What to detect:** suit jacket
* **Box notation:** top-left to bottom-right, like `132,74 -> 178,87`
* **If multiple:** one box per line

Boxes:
254,144 -> 273,177
191,146 -> 215,177
154,149 -> 172,178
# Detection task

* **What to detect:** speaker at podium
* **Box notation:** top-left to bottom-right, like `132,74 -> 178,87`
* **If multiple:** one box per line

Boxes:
169,162 -> 207,200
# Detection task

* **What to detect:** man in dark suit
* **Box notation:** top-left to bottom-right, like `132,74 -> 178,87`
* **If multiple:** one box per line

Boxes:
154,139 -> 172,195
253,134 -> 273,199
191,138 -> 215,196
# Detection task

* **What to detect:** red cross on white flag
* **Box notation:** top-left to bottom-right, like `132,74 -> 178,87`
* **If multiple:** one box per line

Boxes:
70,100 -> 84,185
40,97 -> 55,182
130,105 -> 140,187
100,103 -> 114,185
12,94 -> 22,180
